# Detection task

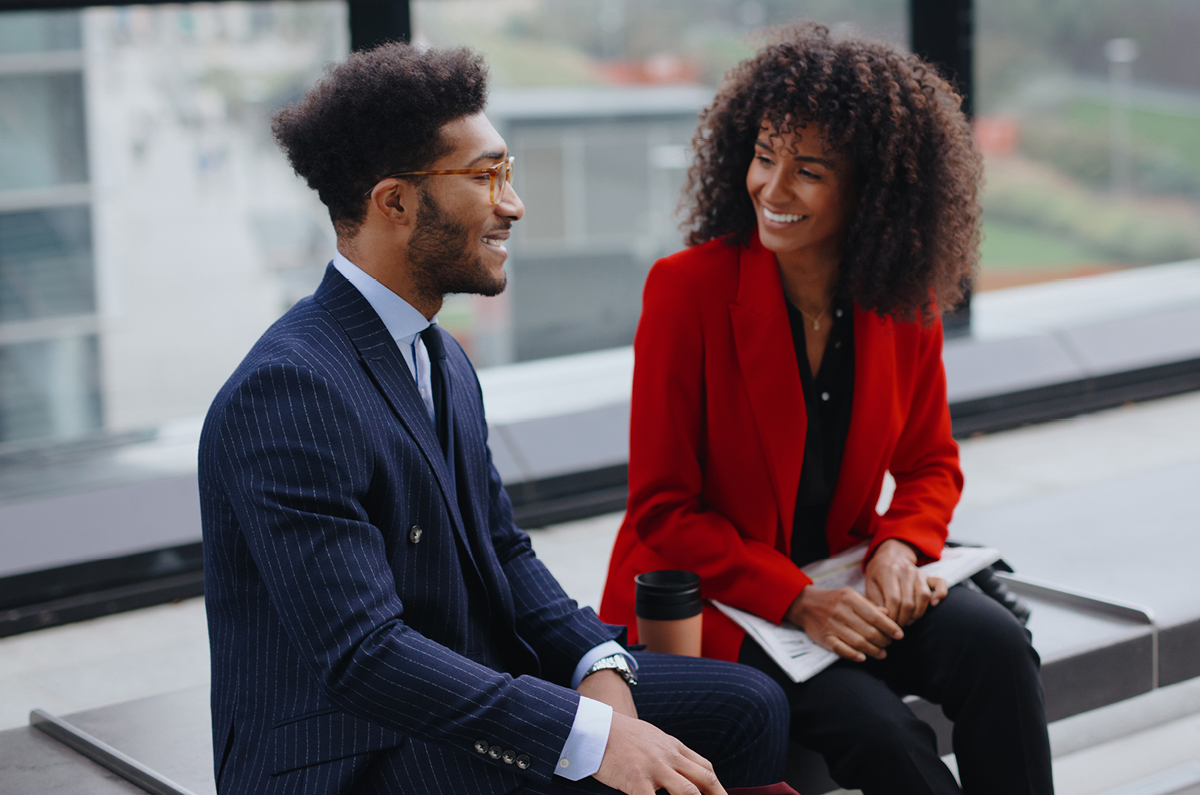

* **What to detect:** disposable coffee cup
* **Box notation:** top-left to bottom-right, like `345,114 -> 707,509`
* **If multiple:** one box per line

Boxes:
634,570 -> 703,657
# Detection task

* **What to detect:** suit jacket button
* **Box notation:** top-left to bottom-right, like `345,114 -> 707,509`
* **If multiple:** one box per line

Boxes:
515,754 -> 531,770
474,740 -> 488,754
409,525 -> 423,544
488,745 -> 502,760
502,750 -> 516,765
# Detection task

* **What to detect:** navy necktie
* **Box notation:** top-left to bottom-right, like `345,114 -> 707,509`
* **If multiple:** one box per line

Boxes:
420,325 -> 456,488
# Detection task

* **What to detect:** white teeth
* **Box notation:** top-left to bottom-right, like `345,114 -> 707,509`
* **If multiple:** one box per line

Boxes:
764,209 -> 803,223
482,238 -> 505,248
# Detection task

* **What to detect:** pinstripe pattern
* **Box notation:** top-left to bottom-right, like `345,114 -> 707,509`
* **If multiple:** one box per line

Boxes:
199,266 -> 788,794
354,653 -> 790,794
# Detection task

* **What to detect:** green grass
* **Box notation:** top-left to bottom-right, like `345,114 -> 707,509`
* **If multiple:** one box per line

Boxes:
980,219 -> 1116,269
1066,99 -> 1200,170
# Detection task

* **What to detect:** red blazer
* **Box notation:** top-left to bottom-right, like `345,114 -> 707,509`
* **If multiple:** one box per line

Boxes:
599,233 -> 963,662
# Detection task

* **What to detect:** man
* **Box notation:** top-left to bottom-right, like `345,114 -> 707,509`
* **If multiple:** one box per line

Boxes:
199,43 -> 789,795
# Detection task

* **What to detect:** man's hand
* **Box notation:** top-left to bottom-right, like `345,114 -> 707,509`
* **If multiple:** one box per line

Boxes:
577,669 -> 638,720
594,712 -> 727,795
864,539 -> 948,627
785,585 -> 903,662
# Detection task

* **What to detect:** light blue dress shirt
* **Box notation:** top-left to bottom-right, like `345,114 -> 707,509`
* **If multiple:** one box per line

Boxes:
330,253 -> 636,780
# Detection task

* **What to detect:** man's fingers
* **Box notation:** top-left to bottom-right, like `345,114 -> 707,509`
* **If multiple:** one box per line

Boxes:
595,717 -> 726,795
674,743 -> 715,773
656,751 -> 725,795
678,757 -> 726,795
655,769 -> 700,795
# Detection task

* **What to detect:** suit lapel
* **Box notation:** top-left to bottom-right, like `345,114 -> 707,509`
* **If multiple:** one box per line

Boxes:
442,331 -> 542,675
826,306 -> 895,552
313,267 -> 475,559
444,350 -> 516,611
728,235 -> 806,553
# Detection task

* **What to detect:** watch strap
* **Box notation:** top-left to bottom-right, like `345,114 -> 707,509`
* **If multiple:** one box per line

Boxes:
584,653 -> 637,686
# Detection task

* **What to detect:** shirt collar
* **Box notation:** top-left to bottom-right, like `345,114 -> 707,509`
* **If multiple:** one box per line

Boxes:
331,251 -> 435,343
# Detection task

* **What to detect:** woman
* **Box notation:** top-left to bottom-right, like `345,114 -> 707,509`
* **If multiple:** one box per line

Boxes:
599,24 -> 1053,795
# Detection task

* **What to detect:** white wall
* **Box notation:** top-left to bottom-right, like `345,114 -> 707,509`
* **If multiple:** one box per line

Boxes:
83,2 -> 346,431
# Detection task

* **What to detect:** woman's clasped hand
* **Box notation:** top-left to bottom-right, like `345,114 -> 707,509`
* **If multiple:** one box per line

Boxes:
785,539 -> 949,662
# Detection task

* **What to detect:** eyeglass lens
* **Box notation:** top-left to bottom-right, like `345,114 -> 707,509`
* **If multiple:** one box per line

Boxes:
493,158 -> 514,204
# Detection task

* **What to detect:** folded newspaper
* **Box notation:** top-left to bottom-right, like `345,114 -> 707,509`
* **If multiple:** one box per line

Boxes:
711,543 -> 1002,683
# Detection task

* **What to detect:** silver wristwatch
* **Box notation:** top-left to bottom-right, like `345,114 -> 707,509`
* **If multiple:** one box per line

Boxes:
584,653 -> 638,687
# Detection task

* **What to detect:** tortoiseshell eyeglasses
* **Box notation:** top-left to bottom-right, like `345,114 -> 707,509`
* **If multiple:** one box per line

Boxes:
367,156 -> 516,205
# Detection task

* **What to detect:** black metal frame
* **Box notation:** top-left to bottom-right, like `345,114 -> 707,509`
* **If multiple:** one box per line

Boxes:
911,0 -> 975,335
0,0 -> 413,51
346,0 -> 409,51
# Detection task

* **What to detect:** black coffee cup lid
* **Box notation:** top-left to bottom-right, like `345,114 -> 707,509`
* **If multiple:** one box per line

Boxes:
635,570 -> 700,596
635,570 -> 702,620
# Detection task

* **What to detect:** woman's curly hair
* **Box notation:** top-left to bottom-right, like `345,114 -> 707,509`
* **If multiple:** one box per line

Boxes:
683,23 -> 982,322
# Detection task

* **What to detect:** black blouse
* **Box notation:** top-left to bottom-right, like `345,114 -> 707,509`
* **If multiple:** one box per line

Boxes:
785,299 -> 856,568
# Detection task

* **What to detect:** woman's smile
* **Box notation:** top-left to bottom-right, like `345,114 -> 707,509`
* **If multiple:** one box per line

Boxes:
762,208 -> 808,225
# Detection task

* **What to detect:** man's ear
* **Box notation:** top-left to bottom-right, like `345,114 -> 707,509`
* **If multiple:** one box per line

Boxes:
367,179 -> 418,229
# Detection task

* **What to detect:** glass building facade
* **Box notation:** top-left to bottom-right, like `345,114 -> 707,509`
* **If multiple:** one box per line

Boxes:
1,0 -> 1198,449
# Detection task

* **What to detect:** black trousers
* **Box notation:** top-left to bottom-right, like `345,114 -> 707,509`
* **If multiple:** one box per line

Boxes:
740,585 -> 1054,795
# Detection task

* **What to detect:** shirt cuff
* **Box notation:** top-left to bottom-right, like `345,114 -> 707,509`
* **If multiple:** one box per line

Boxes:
554,696 -> 613,780
570,640 -> 639,689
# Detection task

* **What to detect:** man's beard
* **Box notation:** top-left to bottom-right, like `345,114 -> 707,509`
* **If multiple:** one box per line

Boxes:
408,186 -> 508,302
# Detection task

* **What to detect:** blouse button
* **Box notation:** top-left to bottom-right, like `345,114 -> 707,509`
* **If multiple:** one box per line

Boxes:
835,309 -> 843,318
821,392 -> 830,401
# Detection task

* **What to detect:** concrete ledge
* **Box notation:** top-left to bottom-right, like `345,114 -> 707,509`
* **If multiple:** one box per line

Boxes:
1160,618 -> 1200,687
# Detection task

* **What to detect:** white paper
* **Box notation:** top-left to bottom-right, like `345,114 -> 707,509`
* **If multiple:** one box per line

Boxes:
712,544 -> 1002,683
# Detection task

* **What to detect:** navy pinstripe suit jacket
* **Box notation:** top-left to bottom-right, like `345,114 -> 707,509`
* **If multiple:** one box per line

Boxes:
199,266 -> 624,794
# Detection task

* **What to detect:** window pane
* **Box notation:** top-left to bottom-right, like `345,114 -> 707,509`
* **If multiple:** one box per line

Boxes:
0,206 -> 94,323
414,0 -> 907,364
976,0 -> 1200,291
414,0 -> 906,89
0,9 -> 81,55
0,73 -> 88,192
0,335 -> 101,444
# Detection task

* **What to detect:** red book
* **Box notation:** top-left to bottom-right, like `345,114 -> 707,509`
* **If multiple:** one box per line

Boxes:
728,785 -> 802,795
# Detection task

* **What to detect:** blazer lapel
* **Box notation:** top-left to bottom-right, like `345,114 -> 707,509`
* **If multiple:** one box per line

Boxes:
313,267 -> 474,557
826,307 -> 895,552
728,235 -> 806,553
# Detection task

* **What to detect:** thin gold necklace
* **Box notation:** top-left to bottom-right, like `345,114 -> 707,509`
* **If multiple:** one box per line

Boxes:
798,303 -> 831,331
